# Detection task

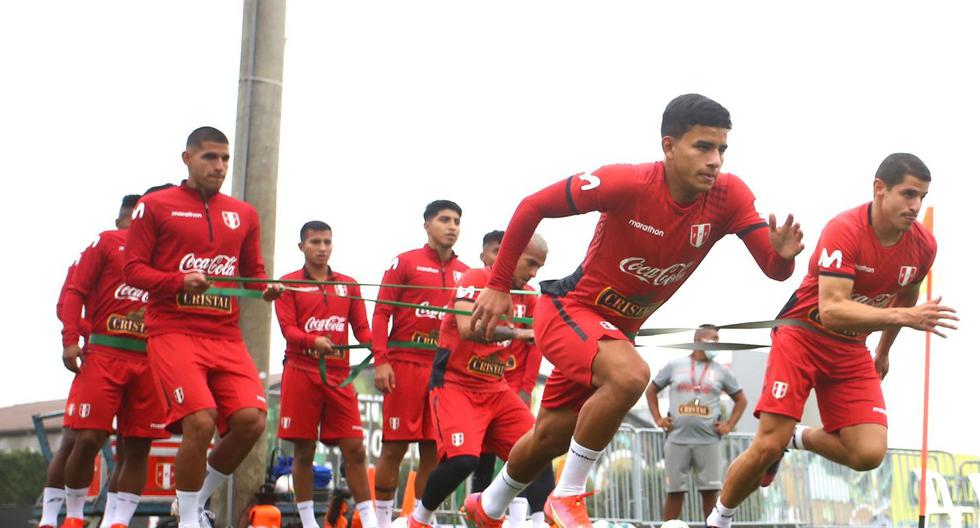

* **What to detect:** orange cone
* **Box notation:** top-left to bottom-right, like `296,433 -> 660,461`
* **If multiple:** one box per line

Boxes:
399,470 -> 417,517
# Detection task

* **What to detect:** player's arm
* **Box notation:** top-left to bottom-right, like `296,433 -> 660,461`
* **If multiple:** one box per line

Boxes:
646,364 -> 673,431
716,390 -> 747,436
371,259 -> 405,366
273,288 -> 317,350
349,284 -> 373,347
455,298 -> 532,345
56,264 -> 76,323
872,282 -> 922,379
818,275 -> 956,336
474,167 -> 633,336
61,239 -> 105,372
739,217 -> 799,281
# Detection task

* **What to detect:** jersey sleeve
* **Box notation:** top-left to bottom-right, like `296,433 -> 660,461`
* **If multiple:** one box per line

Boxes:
519,342 -> 542,394
348,282 -> 372,346
725,174 -> 768,237
454,268 -> 490,303
913,229 -> 938,285
57,263 -> 78,323
814,218 -> 861,279
488,165 -> 637,291
62,235 -> 107,346
721,367 -> 743,396
274,284 -> 316,350
652,361 -> 673,389
371,255 -> 407,365
123,199 -> 185,295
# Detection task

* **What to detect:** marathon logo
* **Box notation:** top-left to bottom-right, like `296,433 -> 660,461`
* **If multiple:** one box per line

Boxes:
410,331 -> 439,347
466,355 -> 507,379
595,288 -> 660,319
106,312 -> 146,337
176,292 -> 233,313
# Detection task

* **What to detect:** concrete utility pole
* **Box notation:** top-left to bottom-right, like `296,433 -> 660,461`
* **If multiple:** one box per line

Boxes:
216,0 -> 286,525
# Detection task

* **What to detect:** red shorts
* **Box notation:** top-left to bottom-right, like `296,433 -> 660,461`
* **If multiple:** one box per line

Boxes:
430,386 -> 534,460
278,361 -> 364,444
147,333 -> 267,435
536,296 -> 628,411
63,374 -> 82,428
755,326 -> 887,432
382,360 -> 435,442
65,346 -> 169,439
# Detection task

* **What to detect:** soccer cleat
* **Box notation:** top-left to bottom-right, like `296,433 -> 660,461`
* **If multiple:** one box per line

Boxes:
60,519 -> 85,528
462,493 -> 504,528
543,492 -> 595,528
110,524 -> 129,528
407,514 -> 433,528
760,450 -> 785,488
199,509 -> 215,528
705,506 -> 734,528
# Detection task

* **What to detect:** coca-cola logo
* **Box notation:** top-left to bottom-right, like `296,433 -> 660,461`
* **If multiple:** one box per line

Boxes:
850,292 -> 895,308
415,301 -> 445,320
618,257 -> 694,286
114,283 -> 149,303
179,253 -> 238,277
305,316 -> 347,333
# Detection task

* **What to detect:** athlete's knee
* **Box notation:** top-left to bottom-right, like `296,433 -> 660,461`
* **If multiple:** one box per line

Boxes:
534,425 -> 572,459
182,410 -> 218,439
73,430 -> 107,455
379,441 -> 408,462
341,442 -> 367,465
848,445 -> 885,471
749,433 -> 786,466
229,408 -> 266,439
601,356 -> 650,397
292,441 -> 317,465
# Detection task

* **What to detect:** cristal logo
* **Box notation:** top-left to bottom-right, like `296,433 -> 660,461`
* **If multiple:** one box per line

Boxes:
618,257 -> 694,285
305,316 -> 346,333
114,284 -> 149,303
415,301 -> 445,320
178,253 -> 238,276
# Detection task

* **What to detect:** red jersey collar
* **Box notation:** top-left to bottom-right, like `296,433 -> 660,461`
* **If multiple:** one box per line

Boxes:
178,179 -> 222,201
302,265 -> 335,281
422,243 -> 457,265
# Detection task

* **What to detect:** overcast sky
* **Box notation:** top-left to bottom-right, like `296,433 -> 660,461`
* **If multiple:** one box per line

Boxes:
2,1 -> 975,454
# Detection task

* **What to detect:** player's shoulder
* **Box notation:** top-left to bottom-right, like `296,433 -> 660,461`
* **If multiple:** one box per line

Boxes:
458,267 -> 491,285
450,256 -> 471,272
98,228 -> 126,242
907,220 -> 937,253
279,268 -> 306,281
593,161 -> 663,184
330,270 -> 358,284
215,192 -> 258,215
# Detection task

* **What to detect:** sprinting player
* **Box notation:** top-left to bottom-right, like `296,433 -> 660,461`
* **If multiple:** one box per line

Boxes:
274,221 -> 377,528
124,127 -> 283,528
467,93 -> 804,528
707,153 -> 957,527
371,200 -> 470,527
408,234 -> 548,528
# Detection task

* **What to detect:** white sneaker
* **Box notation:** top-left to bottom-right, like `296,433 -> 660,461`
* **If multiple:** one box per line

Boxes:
199,509 -> 215,528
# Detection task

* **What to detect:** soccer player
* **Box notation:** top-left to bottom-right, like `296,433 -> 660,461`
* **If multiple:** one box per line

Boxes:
706,153 -> 957,527
408,234 -> 548,528
124,127 -> 283,528
479,230 -> 504,268
42,195 -> 140,528
467,94 -> 805,528
59,190 -> 170,528
372,200 -> 470,527
274,221 -> 377,528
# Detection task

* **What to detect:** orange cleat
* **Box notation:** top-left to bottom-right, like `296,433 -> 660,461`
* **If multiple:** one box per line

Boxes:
60,519 -> 85,528
407,514 -> 433,528
462,493 -> 504,528
543,492 -> 595,528
110,524 -> 129,528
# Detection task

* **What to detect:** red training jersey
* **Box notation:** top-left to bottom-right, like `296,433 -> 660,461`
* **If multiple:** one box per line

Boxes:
503,286 -> 541,394
61,230 -> 149,349
372,245 -> 470,365
274,267 -> 372,374
123,181 -> 268,340
431,268 -> 527,392
778,203 -> 936,342
58,261 -> 92,339
489,162 -> 793,335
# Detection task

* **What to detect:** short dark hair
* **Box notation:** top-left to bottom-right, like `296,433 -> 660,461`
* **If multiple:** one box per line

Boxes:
482,230 -> 504,247
300,220 -> 332,241
875,153 -> 931,188
423,200 -> 462,221
661,94 -> 732,138
143,183 -> 175,195
120,194 -> 141,209
698,323 -> 718,330
186,126 -> 229,149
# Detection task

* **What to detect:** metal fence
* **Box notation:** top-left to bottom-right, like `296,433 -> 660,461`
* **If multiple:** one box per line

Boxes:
588,425 -> 980,526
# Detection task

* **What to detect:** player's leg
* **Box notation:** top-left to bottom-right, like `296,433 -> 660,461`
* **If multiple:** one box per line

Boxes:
38,428 -> 76,527
326,383 -> 375,528
63,428 -> 109,522
795,424 -> 887,470
377,360 -> 429,526
290,439 -> 319,528
521,464 -> 555,528
662,442 -> 692,520
413,440 -> 438,512
472,453 -> 497,492
338,437 -> 377,528
110,436 -> 152,527
100,446 -> 124,528
374,440 -> 409,527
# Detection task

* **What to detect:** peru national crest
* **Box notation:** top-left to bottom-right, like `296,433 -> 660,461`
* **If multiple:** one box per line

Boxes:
221,211 -> 241,230
690,223 -> 711,248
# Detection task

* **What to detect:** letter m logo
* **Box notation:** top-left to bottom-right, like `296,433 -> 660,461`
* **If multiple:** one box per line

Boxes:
819,248 -> 843,270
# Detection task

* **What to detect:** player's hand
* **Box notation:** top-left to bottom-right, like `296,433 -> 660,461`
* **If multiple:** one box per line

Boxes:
374,362 -> 396,394
874,352 -> 890,380
313,336 -> 334,356
714,421 -> 733,436
470,287 -> 512,340
769,213 -> 805,260
62,344 -> 83,373
902,296 -> 959,337
656,416 -> 674,432
263,283 -> 285,302
183,272 -> 211,294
